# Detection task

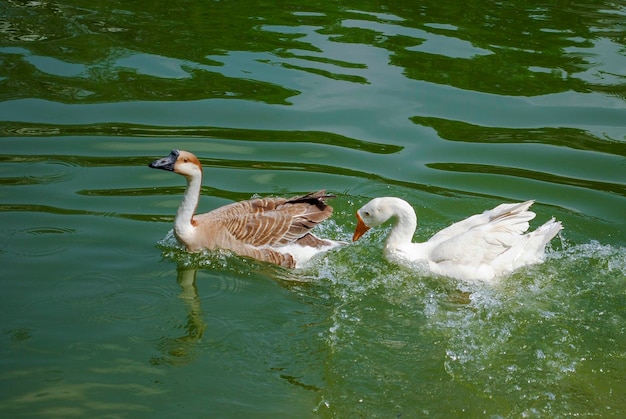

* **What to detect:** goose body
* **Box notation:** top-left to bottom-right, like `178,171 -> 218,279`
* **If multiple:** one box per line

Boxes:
353,197 -> 562,282
149,149 -> 341,268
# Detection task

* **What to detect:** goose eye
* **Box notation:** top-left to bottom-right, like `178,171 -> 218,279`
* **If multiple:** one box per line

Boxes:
364,211 -> 371,217
183,158 -> 189,163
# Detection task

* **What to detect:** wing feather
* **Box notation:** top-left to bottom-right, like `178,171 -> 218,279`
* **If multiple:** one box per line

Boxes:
429,200 -> 537,265
195,191 -> 334,248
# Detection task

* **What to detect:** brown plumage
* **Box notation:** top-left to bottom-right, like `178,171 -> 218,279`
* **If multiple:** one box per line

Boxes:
149,150 -> 340,268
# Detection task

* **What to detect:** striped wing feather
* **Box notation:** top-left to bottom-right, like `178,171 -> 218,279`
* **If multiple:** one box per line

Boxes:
196,191 -> 334,248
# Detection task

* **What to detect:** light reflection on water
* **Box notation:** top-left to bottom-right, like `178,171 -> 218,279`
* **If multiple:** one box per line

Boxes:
1,0 -> 625,417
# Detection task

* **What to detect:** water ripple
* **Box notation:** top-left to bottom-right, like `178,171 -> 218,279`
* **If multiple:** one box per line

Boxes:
0,160 -> 74,187
1,226 -> 76,257
100,287 -> 170,321
1,1 -> 625,416
37,272 -> 173,327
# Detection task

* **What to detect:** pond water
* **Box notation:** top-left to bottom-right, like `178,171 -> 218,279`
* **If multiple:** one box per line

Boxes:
1,0 -> 625,417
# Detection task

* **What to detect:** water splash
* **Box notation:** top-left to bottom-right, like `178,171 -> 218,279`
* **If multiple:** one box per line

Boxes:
308,237 -> 625,416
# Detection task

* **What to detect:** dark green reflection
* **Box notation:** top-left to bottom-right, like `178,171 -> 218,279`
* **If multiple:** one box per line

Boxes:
0,122 -> 403,154
427,162 -> 626,196
3,0 -> 624,104
411,116 -> 626,157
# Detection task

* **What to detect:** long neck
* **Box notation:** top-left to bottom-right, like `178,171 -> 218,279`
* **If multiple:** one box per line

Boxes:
175,172 -> 202,230
386,199 -> 418,248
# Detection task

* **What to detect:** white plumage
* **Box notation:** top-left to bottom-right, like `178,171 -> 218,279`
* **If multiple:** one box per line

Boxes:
353,197 -> 562,282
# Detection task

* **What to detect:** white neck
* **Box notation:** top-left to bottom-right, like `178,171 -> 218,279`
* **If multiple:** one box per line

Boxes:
175,172 -> 202,232
385,198 -> 418,249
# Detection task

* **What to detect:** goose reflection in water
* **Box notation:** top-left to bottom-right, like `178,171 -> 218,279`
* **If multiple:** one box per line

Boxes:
150,267 -> 206,366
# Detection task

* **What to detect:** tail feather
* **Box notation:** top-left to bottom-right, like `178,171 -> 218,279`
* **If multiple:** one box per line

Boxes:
280,190 -> 335,244
287,190 -> 336,209
533,218 -> 563,246
515,218 -> 563,266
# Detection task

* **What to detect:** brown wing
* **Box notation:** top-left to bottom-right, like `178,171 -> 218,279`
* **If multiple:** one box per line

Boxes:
200,190 -> 335,248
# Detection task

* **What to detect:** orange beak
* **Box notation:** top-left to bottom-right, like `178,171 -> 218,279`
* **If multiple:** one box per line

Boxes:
352,212 -> 371,241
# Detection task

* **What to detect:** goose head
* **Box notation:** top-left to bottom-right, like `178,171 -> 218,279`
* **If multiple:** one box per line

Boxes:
149,149 -> 202,179
353,197 -> 394,241
353,197 -> 417,241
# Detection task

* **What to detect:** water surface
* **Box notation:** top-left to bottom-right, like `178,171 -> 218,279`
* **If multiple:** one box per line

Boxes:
1,0 -> 625,417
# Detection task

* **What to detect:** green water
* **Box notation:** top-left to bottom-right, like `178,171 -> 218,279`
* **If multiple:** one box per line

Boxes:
1,0 -> 625,417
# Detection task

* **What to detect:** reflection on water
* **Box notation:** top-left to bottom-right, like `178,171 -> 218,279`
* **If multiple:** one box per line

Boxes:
1,0 -> 625,417
411,115 -> 626,154
2,0 -> 625,102
428,162 -> 625,196
151,267 -> 206,366
0,122 -> 402,154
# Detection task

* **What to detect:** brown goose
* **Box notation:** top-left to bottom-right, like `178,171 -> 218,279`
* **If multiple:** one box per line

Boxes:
149,149 -> 341,268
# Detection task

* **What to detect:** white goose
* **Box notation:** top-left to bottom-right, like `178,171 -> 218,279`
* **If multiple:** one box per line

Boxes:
149,149 -> 341,268
353,197 -> 562,282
